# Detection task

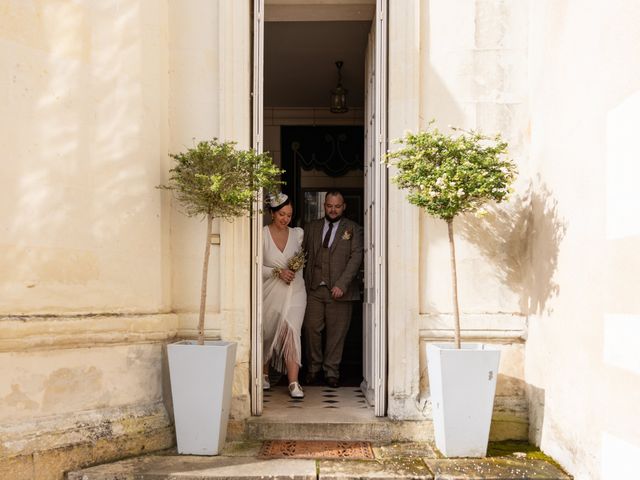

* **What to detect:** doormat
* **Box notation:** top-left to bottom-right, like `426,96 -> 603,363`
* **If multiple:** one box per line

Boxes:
259,440 -> 375,460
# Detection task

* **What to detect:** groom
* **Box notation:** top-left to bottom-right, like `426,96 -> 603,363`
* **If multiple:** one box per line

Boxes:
303,190 -> 363,388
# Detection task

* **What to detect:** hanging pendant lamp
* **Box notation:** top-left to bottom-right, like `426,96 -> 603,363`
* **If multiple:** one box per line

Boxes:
330,61 -> 349,114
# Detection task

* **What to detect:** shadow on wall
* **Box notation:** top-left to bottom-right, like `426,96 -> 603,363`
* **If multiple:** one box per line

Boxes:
457,179 -> 567,316
3,1 -> 166,313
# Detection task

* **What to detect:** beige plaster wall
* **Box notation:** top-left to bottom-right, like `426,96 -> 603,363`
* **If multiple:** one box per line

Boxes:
525,1 -> 640,478
387,0 -> 529,430
415,0 -> 529,318
1,0 -> 254,475
0,0 -> 171,315
167,0 -> 253,421
0,2 -> 175,478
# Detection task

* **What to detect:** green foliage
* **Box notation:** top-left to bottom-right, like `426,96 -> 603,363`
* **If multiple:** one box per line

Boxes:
386,125 -> 517,221
159,139 -> 284,219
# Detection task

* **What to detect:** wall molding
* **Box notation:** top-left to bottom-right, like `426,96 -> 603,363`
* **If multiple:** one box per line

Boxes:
419,312 -> 527,343
0,313 -> 178,352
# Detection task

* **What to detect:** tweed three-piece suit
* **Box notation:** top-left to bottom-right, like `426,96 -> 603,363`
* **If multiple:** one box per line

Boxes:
302,216 -> 363,381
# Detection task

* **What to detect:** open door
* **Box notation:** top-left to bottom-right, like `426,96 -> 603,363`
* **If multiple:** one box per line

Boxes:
250,0 -> 265,416
251,0 -> 387,417
362,0 -> 388,417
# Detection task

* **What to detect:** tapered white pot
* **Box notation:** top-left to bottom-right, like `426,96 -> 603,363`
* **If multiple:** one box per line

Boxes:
167,340 -> 237,455
426,343 -> 500,457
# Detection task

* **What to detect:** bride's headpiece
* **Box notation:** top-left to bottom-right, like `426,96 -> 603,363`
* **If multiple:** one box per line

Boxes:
266,192 -> 288,209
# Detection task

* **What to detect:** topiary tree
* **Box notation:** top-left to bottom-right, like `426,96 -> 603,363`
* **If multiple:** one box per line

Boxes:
159,139 -> 283,345
386,124 -> 517,349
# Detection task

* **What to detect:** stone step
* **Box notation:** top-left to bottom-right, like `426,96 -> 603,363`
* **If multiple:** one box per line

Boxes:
236,417 -> 435,442
68,442 -> 572,480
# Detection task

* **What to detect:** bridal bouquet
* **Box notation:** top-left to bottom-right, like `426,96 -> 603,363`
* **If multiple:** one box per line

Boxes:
287,249 -> 307,273
272,249 -> 307,279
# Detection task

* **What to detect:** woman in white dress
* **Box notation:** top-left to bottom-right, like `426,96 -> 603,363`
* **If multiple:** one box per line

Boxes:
262,193 -> 306,398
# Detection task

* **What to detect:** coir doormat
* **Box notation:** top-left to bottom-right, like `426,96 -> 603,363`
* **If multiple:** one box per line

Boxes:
259,440 -> 375,460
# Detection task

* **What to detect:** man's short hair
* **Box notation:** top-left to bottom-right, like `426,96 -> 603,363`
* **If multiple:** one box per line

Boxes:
324,190 -> 345,203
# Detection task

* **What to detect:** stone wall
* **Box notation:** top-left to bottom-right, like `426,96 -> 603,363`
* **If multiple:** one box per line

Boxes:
0,1 -> 253,478
387,0 -> 530,436
0,2 -> 176,478
526,1 -> 640,478
0,315 -> 177,480
167,0 -> 253,422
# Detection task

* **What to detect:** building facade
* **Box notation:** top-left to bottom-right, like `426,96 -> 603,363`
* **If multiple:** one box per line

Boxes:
1,1 -> 638,479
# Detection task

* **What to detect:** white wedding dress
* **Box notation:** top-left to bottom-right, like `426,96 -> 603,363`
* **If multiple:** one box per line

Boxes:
262,225 -> 306,372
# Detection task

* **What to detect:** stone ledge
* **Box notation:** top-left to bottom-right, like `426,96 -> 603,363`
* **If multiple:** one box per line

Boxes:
1,427 -> 174,480
0,402 -> 175,480
419,313 -> 527,343
1,402 -> 172,458
0,313 -> 178,352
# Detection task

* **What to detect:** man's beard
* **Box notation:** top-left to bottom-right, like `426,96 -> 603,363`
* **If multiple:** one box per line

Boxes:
325,214 -> 342,223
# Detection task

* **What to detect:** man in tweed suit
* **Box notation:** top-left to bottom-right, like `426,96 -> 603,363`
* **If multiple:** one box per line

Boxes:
303,191 -> 363,388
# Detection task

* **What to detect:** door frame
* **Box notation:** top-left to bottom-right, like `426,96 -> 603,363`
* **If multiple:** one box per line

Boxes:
250,0 -> 265,416
371,0 -> 388,416
250,0 -> 388,417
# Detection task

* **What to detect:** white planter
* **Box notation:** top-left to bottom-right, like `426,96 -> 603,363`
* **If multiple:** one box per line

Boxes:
167,340 -> 237,455
426,343 -> 500,457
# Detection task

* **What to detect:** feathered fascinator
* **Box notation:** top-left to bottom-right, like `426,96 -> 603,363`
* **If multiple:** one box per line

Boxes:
266,192 -> 288,209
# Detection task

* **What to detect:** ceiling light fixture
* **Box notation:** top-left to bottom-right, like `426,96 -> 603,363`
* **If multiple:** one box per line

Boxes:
330,61 -> 348,114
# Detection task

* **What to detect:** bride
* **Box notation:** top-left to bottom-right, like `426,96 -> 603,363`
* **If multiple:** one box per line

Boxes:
262,193 -> 306,399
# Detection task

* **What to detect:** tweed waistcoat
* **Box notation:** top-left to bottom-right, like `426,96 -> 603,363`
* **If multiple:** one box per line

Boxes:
311,244 -> 331,288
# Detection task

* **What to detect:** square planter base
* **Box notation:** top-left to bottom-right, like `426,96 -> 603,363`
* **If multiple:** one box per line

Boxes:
167,340 -> 237,455
427,342 -> 500,457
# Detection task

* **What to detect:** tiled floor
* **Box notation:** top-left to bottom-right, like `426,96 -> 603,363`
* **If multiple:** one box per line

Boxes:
261,386 -> 376,422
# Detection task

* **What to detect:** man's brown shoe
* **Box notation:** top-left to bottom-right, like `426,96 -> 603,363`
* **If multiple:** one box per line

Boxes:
326,377 -> 339,388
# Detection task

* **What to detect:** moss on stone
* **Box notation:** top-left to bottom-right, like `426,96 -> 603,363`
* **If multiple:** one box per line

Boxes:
487,440 -> 566,472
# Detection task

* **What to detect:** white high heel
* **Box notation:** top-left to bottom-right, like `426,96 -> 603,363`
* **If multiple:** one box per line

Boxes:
263,374 -> 270,390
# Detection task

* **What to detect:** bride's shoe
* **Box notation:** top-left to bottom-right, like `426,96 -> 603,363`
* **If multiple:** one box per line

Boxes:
263,374 -> 270,390
288,381 -> 304,399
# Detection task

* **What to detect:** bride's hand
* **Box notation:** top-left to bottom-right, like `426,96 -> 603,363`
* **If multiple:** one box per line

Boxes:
279,269 -> 295,284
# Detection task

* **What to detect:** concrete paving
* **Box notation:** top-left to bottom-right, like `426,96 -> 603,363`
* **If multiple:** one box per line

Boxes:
68,441 -> 572,480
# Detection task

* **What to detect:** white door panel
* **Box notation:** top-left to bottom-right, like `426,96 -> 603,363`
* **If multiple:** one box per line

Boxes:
362,0 -> 387,416
251,0 -> 265,416
373,0 -> 388,419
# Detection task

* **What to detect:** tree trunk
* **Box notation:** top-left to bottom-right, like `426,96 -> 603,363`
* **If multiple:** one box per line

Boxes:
197,214 -> 213,346
447,219 -> 461,349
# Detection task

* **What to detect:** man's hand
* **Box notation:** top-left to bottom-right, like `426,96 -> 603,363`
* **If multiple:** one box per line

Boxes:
331,286 -> 344,299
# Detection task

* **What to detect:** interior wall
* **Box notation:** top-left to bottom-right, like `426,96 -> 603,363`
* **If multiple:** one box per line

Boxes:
263,106 -> 364,189
526,1 -> 640,478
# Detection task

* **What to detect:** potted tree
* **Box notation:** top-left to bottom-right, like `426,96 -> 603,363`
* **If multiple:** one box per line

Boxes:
386,124 -> 517,457
159,139 -> 282,455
